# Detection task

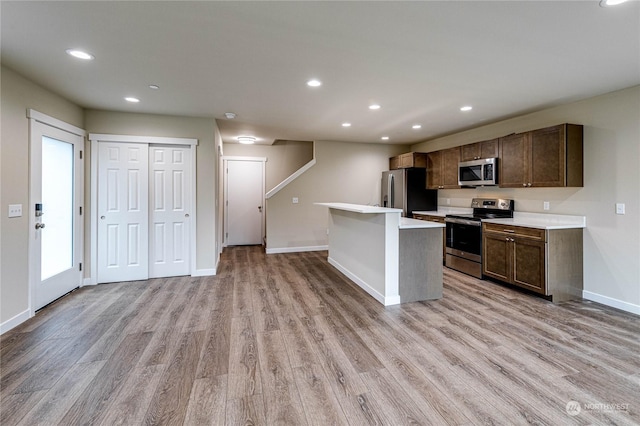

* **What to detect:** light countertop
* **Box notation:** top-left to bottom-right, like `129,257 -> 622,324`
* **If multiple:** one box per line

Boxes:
399,217 -> 446,230
483,212 -> 586,230
315,202 -> 402,214
413,207 -> 472,217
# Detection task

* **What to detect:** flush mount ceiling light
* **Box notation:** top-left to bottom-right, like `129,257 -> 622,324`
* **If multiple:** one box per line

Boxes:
460,106 -> 473,112
600,0 -> 628,6
306,79 -> 322,87
369,104 -> 381,110
412,124 -> 422,129
125,97 -> 140,103
237,136 -> 256,144
381,136 -> 390,140
342,122 -> 352,127
65,49 -> 94,60
224,112 -> 237,119
148,84 -> 160,90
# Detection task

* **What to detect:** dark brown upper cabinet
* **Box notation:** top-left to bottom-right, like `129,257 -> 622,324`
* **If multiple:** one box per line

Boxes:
499,124 -> 583,188
389,152 -> 428,170
460,138 -> 499,161
427,147 -> 460,189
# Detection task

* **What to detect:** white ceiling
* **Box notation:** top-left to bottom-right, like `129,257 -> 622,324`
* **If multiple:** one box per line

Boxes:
2,1 -> 639,145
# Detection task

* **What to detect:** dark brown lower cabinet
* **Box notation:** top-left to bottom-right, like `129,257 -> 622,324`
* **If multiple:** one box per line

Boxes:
483,223 -> 583,302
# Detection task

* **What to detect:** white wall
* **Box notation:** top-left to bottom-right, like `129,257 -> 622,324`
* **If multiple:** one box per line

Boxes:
1,66 -> 85,325
412,86 -> 640,312
222,140 -> 313,192
266,140 -> 408,251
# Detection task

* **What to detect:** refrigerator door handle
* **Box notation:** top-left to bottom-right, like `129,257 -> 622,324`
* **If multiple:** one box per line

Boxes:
389,174 -> 394,208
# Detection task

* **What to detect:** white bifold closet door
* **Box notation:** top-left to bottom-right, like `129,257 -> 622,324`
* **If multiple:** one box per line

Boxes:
97,143 -> 191,283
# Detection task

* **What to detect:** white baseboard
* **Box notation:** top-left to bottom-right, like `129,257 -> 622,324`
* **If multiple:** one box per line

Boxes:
192,268 -> 216,277
266,245 -> 328,254
328,257 -> 400,306
582,291 -> 640,315
1,309 -> 32,335
82,277 -> 97,286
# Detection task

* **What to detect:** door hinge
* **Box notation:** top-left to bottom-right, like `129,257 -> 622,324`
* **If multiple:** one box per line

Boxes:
79,262 -> 83,271
79,150 -> 83,160
79,206 -> 83,215
226,232 -> 228,238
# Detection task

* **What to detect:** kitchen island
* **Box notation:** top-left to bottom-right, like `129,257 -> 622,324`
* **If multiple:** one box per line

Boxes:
315,203 -> 444,306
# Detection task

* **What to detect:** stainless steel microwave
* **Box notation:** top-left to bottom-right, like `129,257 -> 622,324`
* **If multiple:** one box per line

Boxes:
458,158 -> 498,186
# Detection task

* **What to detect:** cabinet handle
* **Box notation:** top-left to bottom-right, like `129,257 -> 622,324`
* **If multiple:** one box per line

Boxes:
503,229 -> 515,233
528,183 -> 532,187
522,183 -> 527,187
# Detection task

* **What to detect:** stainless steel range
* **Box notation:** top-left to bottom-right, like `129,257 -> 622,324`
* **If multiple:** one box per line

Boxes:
445,198 -> 514,278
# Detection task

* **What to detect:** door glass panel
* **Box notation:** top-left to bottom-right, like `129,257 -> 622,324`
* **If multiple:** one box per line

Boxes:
41,136 -> 74,280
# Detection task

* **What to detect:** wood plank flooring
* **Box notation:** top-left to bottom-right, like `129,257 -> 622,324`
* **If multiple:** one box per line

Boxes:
2,246 -> 639,425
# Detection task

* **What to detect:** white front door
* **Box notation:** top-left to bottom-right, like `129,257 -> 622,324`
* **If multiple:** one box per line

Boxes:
149,146 -> 191,278
97,143 -> 149,283
225,159 -> 265,246
30,118 -> 84,310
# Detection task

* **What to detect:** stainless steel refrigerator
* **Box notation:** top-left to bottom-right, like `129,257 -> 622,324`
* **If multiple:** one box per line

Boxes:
381,168 -> 438,216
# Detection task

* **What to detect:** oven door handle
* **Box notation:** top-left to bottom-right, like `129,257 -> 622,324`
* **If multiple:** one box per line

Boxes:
445,217 -> 482,227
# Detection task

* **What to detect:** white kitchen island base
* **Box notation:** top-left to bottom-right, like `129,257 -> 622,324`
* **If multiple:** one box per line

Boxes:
316,203 -> 444,306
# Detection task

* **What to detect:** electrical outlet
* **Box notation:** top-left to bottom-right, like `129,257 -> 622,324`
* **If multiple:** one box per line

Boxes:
292,197 -> 299,204
616,203 -> 625,215
8,204 -> 22,218
446,198 -> 451,205
543,201 -> 550,211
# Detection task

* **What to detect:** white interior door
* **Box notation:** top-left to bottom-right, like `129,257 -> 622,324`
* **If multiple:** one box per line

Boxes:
225,159 -> 264,245
97,143 -> 149,283
30,118 -> 83,310
149,146 -> 191,278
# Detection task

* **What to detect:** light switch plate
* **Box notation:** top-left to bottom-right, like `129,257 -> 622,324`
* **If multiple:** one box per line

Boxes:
543,201 -> 550,211
8,204 -> 22,218
616,203 -> 625,215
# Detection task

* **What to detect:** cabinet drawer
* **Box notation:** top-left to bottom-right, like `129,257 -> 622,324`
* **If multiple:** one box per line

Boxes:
483,223 -> 546,241
413,214 -> 445,223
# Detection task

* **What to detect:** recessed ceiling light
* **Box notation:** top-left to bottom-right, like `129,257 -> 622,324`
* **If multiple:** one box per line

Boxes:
224,112 -> 237,119
342,122 -> 351,127
125,97 -> 140,103
599,0 -> 628,6
149,84 -> 160,90
460,106 -> 473,112
237,136 -> 256,144
381,136 -> 390,140
369,104 -> 381,110
65,49 -> 94,60
412,124 -> 422,129
307,79 -> 322,87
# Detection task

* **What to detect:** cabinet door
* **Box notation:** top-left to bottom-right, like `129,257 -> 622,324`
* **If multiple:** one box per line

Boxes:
460,143 -> 481,162
441,147 -> 460,188
530,125 -> 565,187
512,238 -> 546,294
480,139 -> 499,159
499,133 -> 529,187
426,151 -> 442,189
389,156 -> 401,170
483,232 -> 511,282
400,153 -> 414,168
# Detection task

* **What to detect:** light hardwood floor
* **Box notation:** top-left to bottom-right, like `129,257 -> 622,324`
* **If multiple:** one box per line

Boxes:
1,246 -> 638,425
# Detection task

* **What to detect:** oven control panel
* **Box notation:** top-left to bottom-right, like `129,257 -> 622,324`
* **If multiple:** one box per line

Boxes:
470,198 -> 513,210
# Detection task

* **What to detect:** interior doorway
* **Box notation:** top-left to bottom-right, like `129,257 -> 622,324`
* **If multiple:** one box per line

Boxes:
223,157 -> 266,246
28,110 -> 84,311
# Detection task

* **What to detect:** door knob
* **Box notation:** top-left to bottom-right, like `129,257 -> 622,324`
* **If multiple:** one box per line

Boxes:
185,213 -> 190,218
258,206 -> 263,212
35,222 -> 46,230
100,216 -> 105,220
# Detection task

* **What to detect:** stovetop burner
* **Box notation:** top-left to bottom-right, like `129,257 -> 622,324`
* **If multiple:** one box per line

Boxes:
446,198 -> 515,221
